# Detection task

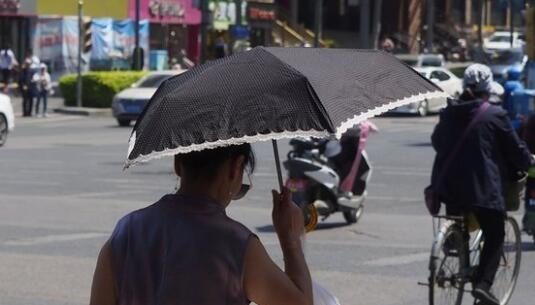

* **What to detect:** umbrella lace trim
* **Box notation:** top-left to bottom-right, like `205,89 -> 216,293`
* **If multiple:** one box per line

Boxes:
125,129 -> 329,169
335,90 -> 450,138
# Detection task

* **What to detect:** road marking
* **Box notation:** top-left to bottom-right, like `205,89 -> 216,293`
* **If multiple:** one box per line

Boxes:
0,179 -> 63,186
367,195 -> 421,202
379,170 -> 430,177
14,115 -> 84,125
362,252 -> 429,266
373,165 -> 430,172
3,232 -> 108,246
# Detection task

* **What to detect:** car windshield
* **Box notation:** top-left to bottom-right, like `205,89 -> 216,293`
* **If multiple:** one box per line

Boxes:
421,57 -> 442,67
136,74 -> 173,88
489,50 -> 524,65
401,59 -> 418,66
489,35 -> 511,43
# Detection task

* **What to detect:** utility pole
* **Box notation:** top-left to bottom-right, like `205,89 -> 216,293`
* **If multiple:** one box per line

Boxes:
133,0 -> 141,70
426,0 -> 434,52
477,0 -> 483,47
360,0 -> 370,48
371,0 -> 383,49
236,0 -> 242,26
313,0 -> 323,47
290,0 -> 298,26
200,0 -> 210,63
509,0 -> 514,47
77,0 -> 83,108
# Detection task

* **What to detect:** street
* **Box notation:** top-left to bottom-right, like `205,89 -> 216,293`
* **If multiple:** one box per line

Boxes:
0,111 -> 534,305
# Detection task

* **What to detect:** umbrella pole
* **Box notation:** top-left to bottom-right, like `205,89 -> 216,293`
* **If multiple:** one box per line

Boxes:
272,140 -> 284,191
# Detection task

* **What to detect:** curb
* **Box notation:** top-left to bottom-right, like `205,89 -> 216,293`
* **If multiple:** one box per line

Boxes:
53,107 -> 112,117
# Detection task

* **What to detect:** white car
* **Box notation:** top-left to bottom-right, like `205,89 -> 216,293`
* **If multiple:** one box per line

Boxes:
391,67 -> 463,116
484,31 -> 524,52
112,70 -> 185,126
396,53 -> 445,67
0,93 -> 15,146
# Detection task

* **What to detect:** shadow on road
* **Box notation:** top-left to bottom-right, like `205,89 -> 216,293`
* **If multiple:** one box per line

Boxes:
406,142 -> 433,147
105,124 -> 133,129
521,241 -> 535,252
256,221 -> 349,233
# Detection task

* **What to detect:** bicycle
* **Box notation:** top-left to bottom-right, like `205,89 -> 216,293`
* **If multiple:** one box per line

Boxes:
426,214 -> 522,305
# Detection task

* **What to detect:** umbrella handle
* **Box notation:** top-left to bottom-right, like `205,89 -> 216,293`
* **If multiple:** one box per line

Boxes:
272,140 -> 284,191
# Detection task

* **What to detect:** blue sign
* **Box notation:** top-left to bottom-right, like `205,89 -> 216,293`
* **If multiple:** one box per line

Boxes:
230,25 -> 250,39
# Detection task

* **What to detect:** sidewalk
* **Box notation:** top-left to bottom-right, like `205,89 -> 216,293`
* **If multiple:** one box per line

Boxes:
9,96 -> 110,117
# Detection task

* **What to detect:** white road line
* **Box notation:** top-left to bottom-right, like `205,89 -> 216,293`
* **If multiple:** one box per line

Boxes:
14,115 -> 84,125
362,252 -> 429,266
367,196 -> 421,202
3,232 -> 108,246
380,170 -> 430,177
373,166 -> 430,172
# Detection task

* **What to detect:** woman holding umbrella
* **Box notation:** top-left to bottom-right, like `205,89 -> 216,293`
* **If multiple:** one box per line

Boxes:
90,144 -> 314,305
90,47 -> 446,305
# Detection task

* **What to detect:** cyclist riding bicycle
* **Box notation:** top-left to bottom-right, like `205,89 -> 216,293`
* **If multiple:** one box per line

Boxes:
431,64 -> 532,305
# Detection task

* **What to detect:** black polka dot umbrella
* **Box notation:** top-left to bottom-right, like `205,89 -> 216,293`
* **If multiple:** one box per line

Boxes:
125,47 -> 446,185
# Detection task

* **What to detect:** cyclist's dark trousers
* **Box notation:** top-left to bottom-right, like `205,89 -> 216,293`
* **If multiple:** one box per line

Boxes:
446,206 -> 505,288
473,207 -> 505,288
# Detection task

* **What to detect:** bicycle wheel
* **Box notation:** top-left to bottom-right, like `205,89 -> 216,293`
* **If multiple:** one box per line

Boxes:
429,223 -> 467,305
491,216 -> 521,305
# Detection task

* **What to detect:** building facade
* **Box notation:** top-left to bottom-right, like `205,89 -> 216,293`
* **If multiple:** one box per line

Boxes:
0,0 -> 201,66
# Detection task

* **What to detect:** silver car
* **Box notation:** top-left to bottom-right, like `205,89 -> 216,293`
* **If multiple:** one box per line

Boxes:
112,70 -> 185,126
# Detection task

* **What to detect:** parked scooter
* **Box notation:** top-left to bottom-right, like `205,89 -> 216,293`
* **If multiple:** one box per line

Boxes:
284,122 -> 376,232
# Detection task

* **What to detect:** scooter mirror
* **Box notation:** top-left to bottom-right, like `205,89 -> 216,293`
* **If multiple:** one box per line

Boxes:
324,140 -> 342,158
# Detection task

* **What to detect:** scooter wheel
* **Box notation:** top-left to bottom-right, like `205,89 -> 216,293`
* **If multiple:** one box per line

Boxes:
343,205 -> 363,224
303,204 -> 318,233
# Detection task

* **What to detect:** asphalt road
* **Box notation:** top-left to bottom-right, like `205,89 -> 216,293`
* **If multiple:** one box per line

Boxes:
0,111 -> 533,305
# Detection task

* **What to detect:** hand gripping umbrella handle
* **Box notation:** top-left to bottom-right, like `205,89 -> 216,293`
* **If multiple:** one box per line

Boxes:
272,140 -> 284,191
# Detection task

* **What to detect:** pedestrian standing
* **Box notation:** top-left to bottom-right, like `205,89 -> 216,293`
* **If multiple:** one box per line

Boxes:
18,62 -> 35,117
33,63 -> 52,117
214,34 -> 228,59
0,44 -> 18,93
24,48 -> 40,74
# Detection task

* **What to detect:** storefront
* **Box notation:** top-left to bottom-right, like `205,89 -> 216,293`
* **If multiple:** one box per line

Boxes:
128,0 -> 201,64
0,0 -> 36,61
247,0 -> 276,47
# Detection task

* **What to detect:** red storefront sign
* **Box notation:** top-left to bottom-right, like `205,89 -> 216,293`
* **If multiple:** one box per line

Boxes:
247,2 -> 276,29
0,0 -> 20,15
128,0 -> 200,25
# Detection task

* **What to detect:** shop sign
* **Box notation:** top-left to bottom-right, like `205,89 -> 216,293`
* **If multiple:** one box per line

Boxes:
129,0 -> 201,25
209,0 -> 247,31
247,2 -> 275,29
149,0 -> 185,19
0,0 -> 20,14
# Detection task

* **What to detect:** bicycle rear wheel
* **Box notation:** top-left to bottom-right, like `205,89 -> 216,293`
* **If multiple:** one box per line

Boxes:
491,216 -> 521,305
429,223 -> 467,305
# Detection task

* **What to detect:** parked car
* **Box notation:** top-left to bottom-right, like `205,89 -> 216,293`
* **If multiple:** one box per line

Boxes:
487,48 -> 527,84
112,70 -> 185,126
390,67 -> 462,116
0,93 -> 15,146
396,53 -> 445,67
484,31 -> 524,52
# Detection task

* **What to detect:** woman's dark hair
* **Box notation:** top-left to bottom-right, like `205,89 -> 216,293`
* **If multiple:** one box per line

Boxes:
175,144 -> 255,180
459,86 -> 487,101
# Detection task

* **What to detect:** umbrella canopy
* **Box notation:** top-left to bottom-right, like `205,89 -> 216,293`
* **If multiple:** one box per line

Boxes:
125,47 -> 447,168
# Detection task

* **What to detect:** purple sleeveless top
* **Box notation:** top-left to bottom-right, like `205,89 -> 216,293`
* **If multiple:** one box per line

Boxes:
110,194 -> 254,305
